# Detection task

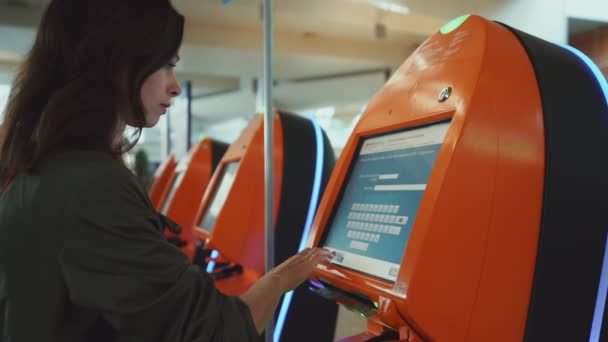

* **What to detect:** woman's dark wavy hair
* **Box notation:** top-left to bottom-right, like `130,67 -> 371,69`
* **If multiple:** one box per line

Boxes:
0,0 -> 184,179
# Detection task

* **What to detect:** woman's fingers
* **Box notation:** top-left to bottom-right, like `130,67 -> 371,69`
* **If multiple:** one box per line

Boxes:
271,248 -> 336,292
306,248 -> 333,264
291,247 -> 332,264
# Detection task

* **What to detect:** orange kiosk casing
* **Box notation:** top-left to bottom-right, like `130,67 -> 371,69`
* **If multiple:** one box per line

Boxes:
193,113 -> 284,292
149,155 -> 177,209
160,138 -> 228,259
192,112 -> 339,341
308,15 -> 608,341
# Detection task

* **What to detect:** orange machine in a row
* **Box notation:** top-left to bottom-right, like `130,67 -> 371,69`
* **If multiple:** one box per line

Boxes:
148,155 -> 176,209
307,15 -> 608,341
158,138 -> 228,259
192,112 -> 338,342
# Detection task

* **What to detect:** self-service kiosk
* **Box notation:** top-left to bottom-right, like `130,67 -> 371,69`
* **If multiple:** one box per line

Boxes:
149,154 -> 177,209
192,111 -> 339,341
307,15 -> 608,342
159,138 -> 228,259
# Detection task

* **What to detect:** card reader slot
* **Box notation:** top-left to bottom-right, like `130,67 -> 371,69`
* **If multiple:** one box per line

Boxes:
309,278 -> 377,318
211,264 -> 243,280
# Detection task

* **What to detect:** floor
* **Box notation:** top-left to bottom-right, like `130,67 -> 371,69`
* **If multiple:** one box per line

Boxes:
332,305 -> 368,341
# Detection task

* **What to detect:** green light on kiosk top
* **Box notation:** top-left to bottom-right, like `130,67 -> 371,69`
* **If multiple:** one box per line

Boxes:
440,14 -> 471,35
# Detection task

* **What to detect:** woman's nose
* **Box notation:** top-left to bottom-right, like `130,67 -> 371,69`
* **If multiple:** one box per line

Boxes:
169,73 -> 181,97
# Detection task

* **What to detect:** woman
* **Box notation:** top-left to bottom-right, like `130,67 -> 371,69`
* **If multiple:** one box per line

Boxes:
0,0 -> 333,341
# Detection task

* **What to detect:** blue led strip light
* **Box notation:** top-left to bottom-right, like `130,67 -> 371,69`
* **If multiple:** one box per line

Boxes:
559,44 -> 608,342
559,45 -> 608,106
590,235 -> 608,342
274,118 -> 325,342
206,249 -> 220,273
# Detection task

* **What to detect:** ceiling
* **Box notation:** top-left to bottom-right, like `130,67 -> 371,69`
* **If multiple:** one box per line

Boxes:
0,0 -> 523,124
0,0 -> 453,80
7,0 -> 567,158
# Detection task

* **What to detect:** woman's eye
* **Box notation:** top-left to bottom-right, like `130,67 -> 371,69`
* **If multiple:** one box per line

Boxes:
166,63 -> 176,68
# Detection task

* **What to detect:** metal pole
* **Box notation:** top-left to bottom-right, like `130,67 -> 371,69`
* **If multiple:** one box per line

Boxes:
262,0 -> 275,341
185,80 -> 192,150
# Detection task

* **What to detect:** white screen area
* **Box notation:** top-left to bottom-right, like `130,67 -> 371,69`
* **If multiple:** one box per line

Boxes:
160,171 -> 185,215
0,84 -> 9,122
160,152 -> 193,215
198,161 -> 240,232
322,121 -> 450,282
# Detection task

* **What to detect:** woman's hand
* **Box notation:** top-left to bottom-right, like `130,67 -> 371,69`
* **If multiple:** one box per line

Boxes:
240,247 -> 335,334
268,248 -> 335,293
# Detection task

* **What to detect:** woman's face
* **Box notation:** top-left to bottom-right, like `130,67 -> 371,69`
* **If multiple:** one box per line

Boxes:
138,57 -> 182,128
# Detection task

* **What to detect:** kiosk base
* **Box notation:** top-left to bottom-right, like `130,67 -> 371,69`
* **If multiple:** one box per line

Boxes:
339,320 -> 424,342
338,331 -> 400,342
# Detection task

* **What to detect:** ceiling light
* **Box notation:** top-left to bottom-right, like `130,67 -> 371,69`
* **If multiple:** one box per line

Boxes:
352,0 -> 410,15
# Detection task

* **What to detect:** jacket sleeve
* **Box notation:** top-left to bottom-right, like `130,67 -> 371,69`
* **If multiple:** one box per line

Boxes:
58,164 -> 258,342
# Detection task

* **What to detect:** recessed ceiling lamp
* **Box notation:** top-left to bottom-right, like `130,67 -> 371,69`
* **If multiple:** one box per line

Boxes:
352,0 -> 410,15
